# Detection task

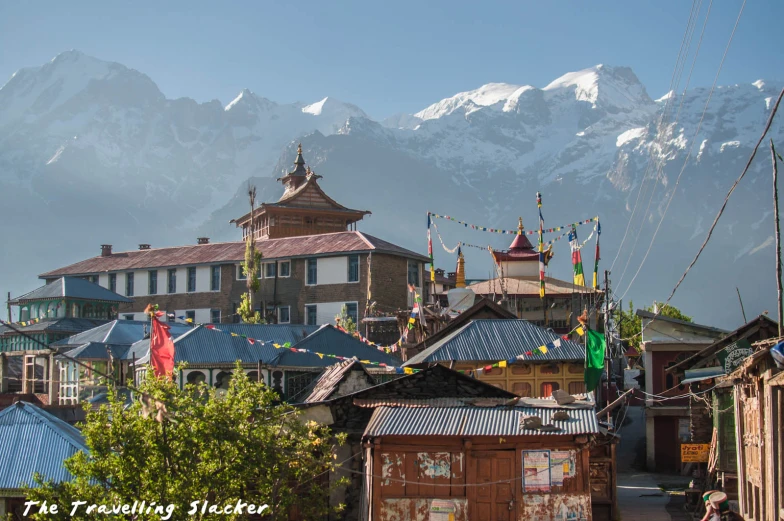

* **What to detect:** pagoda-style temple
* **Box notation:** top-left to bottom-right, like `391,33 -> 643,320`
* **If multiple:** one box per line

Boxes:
231,144 -> 371,240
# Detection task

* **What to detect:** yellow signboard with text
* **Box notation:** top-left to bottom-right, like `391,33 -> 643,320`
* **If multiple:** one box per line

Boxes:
681,444 -> 710,463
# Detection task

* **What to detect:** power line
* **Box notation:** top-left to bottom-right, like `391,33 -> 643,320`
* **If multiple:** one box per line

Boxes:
619,85 -> 784,342
617,0 -> 744,302
610,0 -> 703,273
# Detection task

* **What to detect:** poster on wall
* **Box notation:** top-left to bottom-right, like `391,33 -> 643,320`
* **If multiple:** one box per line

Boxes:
523,450 -> 551,492
429,499 -> 455,521
550,450 -> 577,486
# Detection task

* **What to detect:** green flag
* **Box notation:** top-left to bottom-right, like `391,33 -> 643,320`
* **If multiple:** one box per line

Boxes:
584,329 -> 606,392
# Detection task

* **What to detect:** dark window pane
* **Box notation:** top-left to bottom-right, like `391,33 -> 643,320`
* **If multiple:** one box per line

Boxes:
125,273 -> 134,297
348,255 -> 359,282
109,274 -> 117,293
211,266 -> 221,291
168,269 -> 177,293
345,303 -> 358,324
265,263 -> 276,278
407,261 -> 419,286
307,259 -> 317,285
187,267 -> 196,292
280,261 -> 291,277
210,309 -> 220,323
306,305 -> 317,325
148,270 -> 157,295
279,306 -> 290,324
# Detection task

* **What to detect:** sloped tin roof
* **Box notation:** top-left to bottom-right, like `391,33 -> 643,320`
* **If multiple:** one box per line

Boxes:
0,318 -> 109,338
404,319 -> 586,365
364,403 -> 599,437
133,324 -> 319,365
302,360 -> 375,403
10,277 -> 132,304
40,232 -> 428,278
0,402 -> 88,490
272,325 -> 400,368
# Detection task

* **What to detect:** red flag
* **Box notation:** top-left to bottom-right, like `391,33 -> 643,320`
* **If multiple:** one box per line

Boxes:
150,318 -> 175,377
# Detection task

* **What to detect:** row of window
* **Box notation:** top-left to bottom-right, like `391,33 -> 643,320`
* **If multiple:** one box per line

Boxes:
238,256 -> 361,286
107,266 -> 222,297
237,261 -> 292,280
304,302 -> 358,326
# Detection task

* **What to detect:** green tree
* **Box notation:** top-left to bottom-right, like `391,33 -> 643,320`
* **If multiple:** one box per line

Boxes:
25,364 -> 346,520
615,300 -> 692,353
238,185 -> 263,324
334,305 -> 357,334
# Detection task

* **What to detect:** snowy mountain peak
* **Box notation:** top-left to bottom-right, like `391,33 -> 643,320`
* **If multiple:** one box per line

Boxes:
414,83 -> 531,121
543,64 -> 652,110
301,96 -> 368,120
224,88 -> 276,112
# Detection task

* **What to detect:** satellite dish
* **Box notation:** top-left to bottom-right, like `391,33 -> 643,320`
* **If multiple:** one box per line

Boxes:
448,287 -> 476,313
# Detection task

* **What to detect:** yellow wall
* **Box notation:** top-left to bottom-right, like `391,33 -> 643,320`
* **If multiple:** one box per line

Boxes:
450,361 -> 586,397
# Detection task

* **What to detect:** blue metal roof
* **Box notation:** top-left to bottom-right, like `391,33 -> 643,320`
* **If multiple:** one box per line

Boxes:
58,342 -> 131,360
0,318 -> 110,338
9,277 -> 132,304
54,320 -> 155,346
364,403 -> 599,437
404,319 -> 586,365
272,325 -> 400,368
0,402 -> 88,491
120,322 -> 195,361
134,324 -> 320,366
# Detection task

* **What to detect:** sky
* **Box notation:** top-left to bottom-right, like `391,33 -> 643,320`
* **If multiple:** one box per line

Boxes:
1,0 -> 782,120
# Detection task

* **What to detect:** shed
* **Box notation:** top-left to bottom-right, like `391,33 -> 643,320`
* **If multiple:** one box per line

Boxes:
361,396 -> 599,520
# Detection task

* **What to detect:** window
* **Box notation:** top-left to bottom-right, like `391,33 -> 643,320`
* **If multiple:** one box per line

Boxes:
211,265 -> 221,291
305,305 -> 317,325
512,382 -> 532,397
168,269 -> 177,293
89,275 -> 98,284
265,263 -> 277,278
345,302 -> 358,324
348,255 -> 359,283
306,259 -> 317,285
237,265 -> 247,280
125,273 -> 134,297
187,267 -> 196,292
279,261 -> 291,277
407,261 -> 420,286
185,310 -> 196,323
148,270 -> 158,295
109,273 -> 117,293
278,306 -> 290,324
123,314 -> 134,321
210,309 -> 221,324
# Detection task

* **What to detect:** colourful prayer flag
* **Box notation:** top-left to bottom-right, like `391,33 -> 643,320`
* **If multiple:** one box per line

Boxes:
584,329 -> 606,392
150,317 -> 175,377
593,220 -> 601,289
568,225 -> 586,287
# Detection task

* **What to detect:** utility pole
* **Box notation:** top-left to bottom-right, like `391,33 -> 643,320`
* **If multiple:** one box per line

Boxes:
603,270 -> 612,411
771,139 -> 783,335
6,292 -> 11,322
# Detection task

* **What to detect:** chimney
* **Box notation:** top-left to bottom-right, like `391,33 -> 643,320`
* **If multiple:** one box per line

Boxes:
197,237 -> 210,245
139,244 -> 151,250
100,244 -> 113,257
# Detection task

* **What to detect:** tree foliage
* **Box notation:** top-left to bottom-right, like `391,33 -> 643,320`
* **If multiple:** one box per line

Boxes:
238,184 -> 263,324
334,305 -> 357,334
615,300 -> 692,353
25,365 -> 346,520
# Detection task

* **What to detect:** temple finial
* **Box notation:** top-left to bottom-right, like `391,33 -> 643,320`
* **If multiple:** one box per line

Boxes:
294,143 -> 305,167
518,217 -> 524,234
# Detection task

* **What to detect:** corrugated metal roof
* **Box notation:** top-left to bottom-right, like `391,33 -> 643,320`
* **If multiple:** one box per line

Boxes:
10,277 -> 133,304
40,232 -> 428,278
468,277 -> 597,296
0,318 -> 109,338
364,405 -> 599,437
404,319 -> 586,365
0,402 -> 87,490
681,366 -> 726,384
134,324 -> 319,365
273,325 -> 400,368
53,320 -> 167,347
57,342 -> 130,360
353,397 -> 596,409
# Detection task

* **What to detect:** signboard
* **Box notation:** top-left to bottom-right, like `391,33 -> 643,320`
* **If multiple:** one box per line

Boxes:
716,338 -> 753,374
523,450 -> 551,492
550,451 -> 577,486
681,443 -> 710,463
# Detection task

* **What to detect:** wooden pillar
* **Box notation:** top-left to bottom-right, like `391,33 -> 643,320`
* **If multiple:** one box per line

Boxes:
48,352 -> 57,405
371,439 -> 381,521
0,353 -> 8,393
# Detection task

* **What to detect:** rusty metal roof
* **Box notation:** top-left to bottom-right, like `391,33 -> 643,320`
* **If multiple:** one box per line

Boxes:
0,402 -> 88,490
404,319 -> 586,365
39,232 -> 428,278
364,403 -> 599,437
468,276 -> 597,296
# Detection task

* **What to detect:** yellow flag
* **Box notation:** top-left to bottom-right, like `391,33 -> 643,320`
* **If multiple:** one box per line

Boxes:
360,360 -> 371,364
317,353 -> 324,359
273,343 -> 281,349
540,345 -> 548,354
230,333 -> 238,337
576,326 -> 585,336
499,360 -> 507,368
404,367 -> 414,374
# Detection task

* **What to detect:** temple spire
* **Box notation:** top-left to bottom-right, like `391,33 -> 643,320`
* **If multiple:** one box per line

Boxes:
294,143 -> 305,167
517,217 -> 524,235
455,247 -> 466,289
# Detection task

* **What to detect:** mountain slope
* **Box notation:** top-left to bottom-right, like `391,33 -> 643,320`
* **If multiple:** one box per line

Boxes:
1,51 -> 781,327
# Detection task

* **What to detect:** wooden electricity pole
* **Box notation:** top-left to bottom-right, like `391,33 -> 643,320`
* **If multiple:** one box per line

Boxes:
771,139 -> 783,335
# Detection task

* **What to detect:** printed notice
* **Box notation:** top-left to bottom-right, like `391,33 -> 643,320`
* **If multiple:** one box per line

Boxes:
550,450 -> 576,486
429,499 -> 455,521
523,450 -> 551,492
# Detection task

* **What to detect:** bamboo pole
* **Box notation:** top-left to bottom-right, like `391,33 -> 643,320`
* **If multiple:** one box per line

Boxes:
771,139 -> 783,335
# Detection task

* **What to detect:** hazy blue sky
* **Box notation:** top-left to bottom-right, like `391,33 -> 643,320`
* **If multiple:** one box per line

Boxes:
1,0 -> 781,120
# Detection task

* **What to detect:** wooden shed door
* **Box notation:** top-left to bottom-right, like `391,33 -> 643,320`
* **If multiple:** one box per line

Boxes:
472,451 -> 516,521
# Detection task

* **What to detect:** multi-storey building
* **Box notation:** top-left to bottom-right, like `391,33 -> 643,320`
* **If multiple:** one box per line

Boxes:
37,145 -> 429,329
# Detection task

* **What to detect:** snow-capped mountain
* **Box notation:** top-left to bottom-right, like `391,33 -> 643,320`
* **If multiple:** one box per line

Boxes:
1,51 -> 781,327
